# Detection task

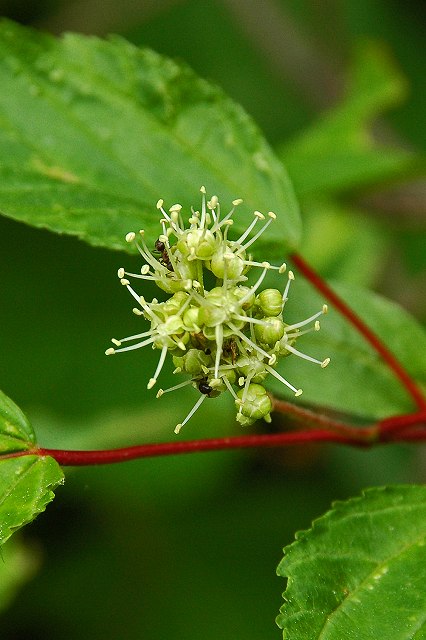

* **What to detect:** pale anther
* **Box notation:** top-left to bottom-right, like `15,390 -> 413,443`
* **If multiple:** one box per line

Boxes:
125,232 -> 136,243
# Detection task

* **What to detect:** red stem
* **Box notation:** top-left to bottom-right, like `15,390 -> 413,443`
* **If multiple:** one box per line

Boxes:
28,430 -> 355,465
290,252 -> 426,411
378,411 -> 426,437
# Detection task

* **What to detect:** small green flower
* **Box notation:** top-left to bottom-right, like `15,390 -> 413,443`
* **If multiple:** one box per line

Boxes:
106,187 -> 330,434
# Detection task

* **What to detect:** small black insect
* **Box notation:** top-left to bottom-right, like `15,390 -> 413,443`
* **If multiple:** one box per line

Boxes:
198,379 -> 213,396
154,239 -> 174,272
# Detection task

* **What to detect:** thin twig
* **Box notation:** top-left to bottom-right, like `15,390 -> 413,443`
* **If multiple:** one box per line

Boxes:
290,252 -> 426,411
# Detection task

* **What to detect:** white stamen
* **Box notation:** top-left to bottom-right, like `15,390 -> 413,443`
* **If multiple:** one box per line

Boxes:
147,345 -> 168,389
264,363 -> 302,396
158,379 -> 195,396
285,308 -> 325,332
111,335 -> 156,353
234,211 -> 264,246
214,325 -> 224,379
125,232 -> 136,243
283,341 -> 327,366
239,214 -> 274,252
238,265 -> 269,305
282,270 -> 295,303
222,374 -> 238,400
228,323 -> 272,362
174,394 -> 207,434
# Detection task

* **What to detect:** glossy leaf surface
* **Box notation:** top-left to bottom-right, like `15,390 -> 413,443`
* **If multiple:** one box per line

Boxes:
0,20 -> 300,257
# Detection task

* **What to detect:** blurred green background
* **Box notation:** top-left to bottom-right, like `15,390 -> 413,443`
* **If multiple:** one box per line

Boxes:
0,1 -> 425,638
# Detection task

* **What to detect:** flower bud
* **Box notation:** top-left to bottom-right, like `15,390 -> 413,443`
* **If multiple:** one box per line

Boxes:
177,229 -> 216,260
236,355 -> 267,383
182,349 -> 212,375
234,286 -> 255,310
183,306 -> 200,331
160,291 -> 189,317
198,303 -> 227,328
254,316 -> 285,346
210,247 -> 244,280
255,289 -> 283,316
235,383 -> 272,424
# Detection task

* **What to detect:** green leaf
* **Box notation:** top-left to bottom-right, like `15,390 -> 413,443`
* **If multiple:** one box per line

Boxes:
269,277 -> 426,418
279,41 -> 417,196
0,19 -> 300,256
277,485 -> 426,640
0,455 -> 63,547
0,388 -> 35,453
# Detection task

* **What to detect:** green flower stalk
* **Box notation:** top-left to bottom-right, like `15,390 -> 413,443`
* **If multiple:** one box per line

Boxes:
106,187 -> 330,434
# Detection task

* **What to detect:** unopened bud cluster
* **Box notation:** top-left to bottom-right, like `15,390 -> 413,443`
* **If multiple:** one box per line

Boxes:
106,187 -> 330,434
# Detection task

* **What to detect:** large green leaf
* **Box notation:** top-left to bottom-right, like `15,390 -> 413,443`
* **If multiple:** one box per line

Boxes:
0,20 -> 300,256
277,485 -> 426,639
268,276 -> 426,419
0,388 -> 35,453
0,455 -> 63,547
279,42 -> 417,196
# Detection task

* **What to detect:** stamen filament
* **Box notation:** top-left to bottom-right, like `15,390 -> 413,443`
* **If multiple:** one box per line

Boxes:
111,335 -> 156,353
285,309 -> 325,332
238,213 -> 275,252
264,363 -> 302,396
282,341 -> 327,367
148,345 -> 168,389
234,211 -> 264,245
174,394 -> 207,434
228,323 -> 274,364
156,379 -> 195,397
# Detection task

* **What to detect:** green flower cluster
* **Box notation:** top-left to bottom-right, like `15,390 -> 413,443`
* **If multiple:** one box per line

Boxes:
106,188 -> 329,434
